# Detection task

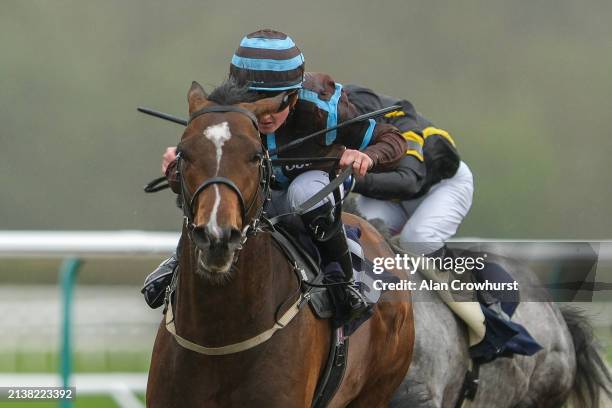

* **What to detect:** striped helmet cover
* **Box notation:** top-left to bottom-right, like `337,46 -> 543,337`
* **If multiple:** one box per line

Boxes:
229,29 -> 305,91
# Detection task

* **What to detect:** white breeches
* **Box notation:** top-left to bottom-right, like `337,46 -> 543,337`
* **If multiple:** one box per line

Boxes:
354,161 -> 474,255
265,170 -> 342,228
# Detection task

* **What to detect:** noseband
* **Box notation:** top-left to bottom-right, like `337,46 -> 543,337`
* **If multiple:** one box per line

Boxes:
179,105 -> 272,248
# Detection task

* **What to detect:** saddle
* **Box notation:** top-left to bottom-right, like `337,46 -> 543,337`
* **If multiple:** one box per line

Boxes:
269,222 -> 385,332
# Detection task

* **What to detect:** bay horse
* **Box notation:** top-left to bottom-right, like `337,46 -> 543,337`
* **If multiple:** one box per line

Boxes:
146,81 -> 414,407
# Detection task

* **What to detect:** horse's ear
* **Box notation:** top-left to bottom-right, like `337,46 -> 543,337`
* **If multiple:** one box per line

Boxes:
243,91 -> 294,118
187,81 -> 209,114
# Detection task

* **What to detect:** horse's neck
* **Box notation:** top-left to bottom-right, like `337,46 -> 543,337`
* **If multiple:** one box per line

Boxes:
174,232 -> 296,346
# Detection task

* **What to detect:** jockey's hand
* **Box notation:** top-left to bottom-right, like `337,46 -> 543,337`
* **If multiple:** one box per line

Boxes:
339,149 -> 373,177
162,147 -> 177,175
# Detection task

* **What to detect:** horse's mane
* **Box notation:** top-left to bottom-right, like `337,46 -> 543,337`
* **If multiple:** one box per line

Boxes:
208,79 -> 259,105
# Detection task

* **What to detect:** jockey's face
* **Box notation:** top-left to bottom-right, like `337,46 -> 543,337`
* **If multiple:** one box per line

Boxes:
258,105 -> 290,134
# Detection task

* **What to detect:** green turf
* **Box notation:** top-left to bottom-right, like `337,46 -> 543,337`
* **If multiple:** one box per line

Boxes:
0,395 -> 119,408
0,258 -> 162,286
0,351 -> 150,373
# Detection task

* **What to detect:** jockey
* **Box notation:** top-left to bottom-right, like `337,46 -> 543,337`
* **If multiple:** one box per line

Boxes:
345,84 -> 470,260
142,29 -> 407,324
344,85 -> 541,363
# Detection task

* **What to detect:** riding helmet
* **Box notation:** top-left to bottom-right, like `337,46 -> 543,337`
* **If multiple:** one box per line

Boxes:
229,29 -> 305,91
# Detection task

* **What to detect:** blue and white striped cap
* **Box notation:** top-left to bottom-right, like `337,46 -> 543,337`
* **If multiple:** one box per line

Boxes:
229,29 -> 305,91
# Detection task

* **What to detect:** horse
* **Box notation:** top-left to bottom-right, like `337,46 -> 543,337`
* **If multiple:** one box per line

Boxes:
337,212 -> 612,407
146,80 -> 415,408
388,255 -> 612,408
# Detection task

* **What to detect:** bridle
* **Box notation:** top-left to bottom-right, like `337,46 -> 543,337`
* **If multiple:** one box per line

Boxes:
178,105 -> 273,251
164,104 -> 309,356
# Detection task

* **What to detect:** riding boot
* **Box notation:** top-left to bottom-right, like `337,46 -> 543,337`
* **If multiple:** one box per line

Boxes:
415,245 -> 487,342
301,202 -> 370,323
141,252 -> 178,309
419,245 -> 529,363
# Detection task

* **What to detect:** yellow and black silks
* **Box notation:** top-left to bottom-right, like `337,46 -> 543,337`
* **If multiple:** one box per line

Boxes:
345,84 -> 460,200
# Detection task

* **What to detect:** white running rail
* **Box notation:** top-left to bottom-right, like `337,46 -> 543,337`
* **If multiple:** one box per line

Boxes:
0,230 -> 179,257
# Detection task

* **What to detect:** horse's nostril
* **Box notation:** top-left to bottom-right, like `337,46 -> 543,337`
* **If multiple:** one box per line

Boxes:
191,226 -> 211,250
228,228 -> 242,247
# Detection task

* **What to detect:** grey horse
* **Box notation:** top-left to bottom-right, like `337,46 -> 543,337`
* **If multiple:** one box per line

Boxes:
383,248 -> 612,408
342,199 -> 612,407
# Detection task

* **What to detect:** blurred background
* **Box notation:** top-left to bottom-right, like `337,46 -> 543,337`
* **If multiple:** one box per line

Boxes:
0,0 -> 611,406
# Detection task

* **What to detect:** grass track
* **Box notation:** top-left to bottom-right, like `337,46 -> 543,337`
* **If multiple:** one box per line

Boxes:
0,395 -> 119,408
0,351 -> 150,373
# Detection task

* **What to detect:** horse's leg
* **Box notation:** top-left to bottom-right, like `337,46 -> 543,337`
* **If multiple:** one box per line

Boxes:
146,322 -> 177,408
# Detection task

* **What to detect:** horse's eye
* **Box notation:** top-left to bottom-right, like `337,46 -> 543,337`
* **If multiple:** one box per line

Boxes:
251,153 -> 263,163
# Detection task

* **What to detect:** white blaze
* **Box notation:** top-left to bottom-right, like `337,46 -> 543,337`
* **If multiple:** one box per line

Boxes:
208,185 -> 222,238
204,122 -> 232,174
203,122 -> 232,236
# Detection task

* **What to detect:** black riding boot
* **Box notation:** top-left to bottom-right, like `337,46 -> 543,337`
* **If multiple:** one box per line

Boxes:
141,253 -> 178,309
301,203 -> 370,323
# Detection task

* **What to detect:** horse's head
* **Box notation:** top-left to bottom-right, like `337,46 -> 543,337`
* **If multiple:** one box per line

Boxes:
177,80 -> 290,280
